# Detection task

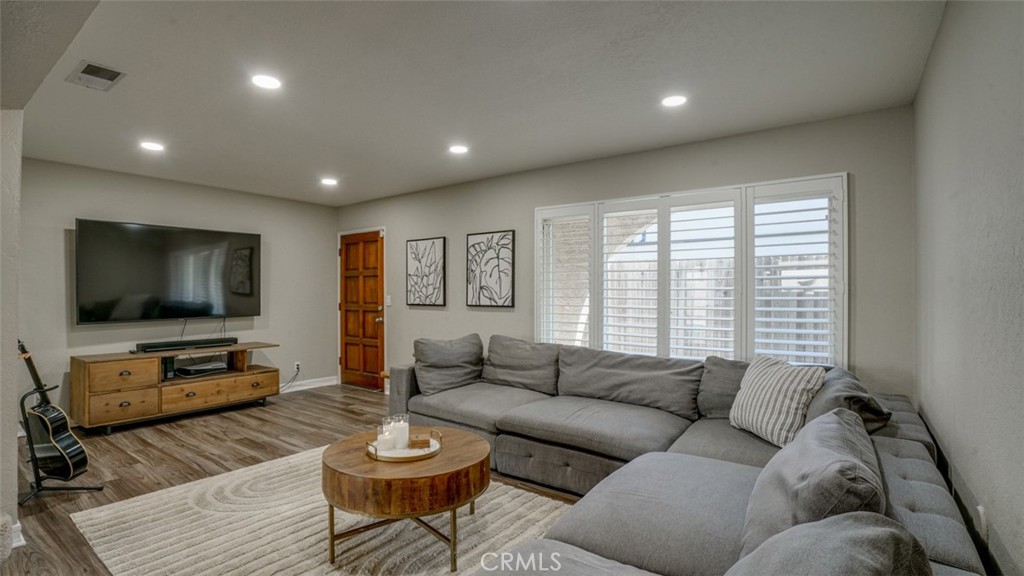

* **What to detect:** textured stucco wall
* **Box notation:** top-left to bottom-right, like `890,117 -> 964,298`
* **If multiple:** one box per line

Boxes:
915,2 -> 1024,574
0,110 -> 24,546
338,106 -> 918,398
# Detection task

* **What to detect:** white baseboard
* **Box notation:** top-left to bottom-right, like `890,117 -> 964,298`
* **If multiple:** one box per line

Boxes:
12,521 -> 25,548
280,376 -> 337,393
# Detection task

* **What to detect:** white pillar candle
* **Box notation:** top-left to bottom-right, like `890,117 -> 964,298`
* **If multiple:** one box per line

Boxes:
394,421 -> 409,449
376,425 -> 394,451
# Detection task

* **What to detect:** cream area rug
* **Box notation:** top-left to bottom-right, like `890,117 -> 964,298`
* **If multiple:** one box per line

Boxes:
72,446 -> 569,576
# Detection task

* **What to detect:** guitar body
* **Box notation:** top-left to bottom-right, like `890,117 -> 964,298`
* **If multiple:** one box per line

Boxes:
24,402 -> 88,481
18,340 -> 91,482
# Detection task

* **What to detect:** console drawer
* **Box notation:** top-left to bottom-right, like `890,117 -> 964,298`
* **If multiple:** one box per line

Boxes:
87,359 -> 159,393
161,372 -> 278,414
89,388 -> 160,425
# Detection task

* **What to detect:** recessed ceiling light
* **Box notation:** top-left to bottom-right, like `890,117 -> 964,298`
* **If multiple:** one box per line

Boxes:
252,75 -> 282,90
661,95 -> 688,108
321,177 -> 339,186
449,145 -> 469,155
139,141 -> 165,152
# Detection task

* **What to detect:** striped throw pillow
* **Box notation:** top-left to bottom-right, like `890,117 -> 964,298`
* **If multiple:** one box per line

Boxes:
729,356 -> 826,447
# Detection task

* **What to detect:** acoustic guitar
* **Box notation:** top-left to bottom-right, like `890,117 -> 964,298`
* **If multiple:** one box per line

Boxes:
18,340 -> 90,481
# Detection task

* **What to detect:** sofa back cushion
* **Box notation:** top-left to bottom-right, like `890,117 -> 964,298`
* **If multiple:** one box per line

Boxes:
413,333 -> 484,395
740,408 -> 886,557
482,334 -> 560,395
806,368 -> 892,433
727,512 -> 931,576
557,346 -> 703,420
729,356 -> 825,447
697,356 -> 750,418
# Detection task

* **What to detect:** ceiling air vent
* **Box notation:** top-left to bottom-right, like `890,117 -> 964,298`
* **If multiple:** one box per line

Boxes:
65,60 -> 126,92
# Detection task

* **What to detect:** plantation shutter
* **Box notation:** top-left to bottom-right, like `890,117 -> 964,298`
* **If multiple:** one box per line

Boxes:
669,202 -> 737,360
602,207 -> 659,355
751,177 -> 844,365
536,208 -> 594,346
535,174 -> 846,367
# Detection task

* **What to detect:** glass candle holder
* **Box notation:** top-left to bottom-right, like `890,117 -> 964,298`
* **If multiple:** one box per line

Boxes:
376,424 -> 394,451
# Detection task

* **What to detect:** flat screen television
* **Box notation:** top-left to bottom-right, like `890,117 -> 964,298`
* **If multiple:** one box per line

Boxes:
75,219 -> 261,324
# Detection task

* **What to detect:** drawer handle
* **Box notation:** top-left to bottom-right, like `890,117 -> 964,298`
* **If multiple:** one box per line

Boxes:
250,381 -> 261,388
119,401 -> 131,408
185,391 -> 197,398
119,370 -> 132,377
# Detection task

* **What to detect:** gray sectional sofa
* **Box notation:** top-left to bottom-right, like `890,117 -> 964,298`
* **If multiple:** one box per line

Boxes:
389,334 -> 985,576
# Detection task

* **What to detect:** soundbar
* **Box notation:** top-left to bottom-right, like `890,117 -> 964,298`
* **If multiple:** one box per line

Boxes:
136,337 -> 238,353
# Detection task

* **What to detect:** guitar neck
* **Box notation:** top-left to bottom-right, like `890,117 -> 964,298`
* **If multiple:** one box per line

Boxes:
18,340 -> 52,405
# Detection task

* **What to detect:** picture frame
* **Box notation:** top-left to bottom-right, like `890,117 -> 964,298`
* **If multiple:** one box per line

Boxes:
229,247 -> 254,295
466,230 -> 514,307
406,237 -> 446,306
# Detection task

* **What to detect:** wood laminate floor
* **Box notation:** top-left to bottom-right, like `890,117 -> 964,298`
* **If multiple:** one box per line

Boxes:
3,385 -> 576,576
5,385 -> 387,576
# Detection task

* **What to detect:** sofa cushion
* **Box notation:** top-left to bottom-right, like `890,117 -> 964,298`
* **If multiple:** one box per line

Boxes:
667,417 -> 779,468
729,355 -> 825,447
481,334 -> 560,395
413,333 -> 483,395
873,436 -> 985,574
496,396 -> 692,462
872,393 -> 937,460
546,452 -> 761,576
740,408 -> 886,556
469,539 -> 659,576
557,346 -> 703,419
726,512 -> 931,576
807,367 -> 892,433
697,355 -> 749,418
408,382 -> 548,433
495,435 -> 626,496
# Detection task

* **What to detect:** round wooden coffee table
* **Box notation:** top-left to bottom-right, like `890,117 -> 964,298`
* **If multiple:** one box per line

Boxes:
321,426 -> 490,572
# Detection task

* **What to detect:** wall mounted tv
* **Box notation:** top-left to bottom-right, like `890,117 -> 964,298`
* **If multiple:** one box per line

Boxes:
75,219 -> 261,324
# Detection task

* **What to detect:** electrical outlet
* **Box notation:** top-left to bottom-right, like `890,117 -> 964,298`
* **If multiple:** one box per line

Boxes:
294,361 -> 301,372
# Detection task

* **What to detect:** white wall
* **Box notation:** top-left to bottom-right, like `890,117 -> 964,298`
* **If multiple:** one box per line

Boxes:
914,3 -> 1024,574
1,111 -> 24,550
338,106 -> 918,397
19,159 -> 341,411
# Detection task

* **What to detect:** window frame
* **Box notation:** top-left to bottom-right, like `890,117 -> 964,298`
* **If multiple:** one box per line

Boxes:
534,173 -> 847,367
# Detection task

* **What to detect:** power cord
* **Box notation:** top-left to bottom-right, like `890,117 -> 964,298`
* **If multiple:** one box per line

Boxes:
280,363 -> 300,393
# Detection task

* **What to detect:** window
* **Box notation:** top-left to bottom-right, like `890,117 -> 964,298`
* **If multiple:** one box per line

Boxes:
169,243 -> 228,315
535,174 -> 846,366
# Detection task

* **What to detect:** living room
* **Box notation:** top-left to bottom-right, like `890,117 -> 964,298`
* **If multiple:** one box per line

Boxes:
1,1 -> 1021,575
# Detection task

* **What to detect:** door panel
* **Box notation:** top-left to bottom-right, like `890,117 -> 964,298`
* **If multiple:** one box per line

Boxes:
339,231 -> 385,390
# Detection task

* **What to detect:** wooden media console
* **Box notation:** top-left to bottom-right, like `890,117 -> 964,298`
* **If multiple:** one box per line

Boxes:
70,341 -> 279,432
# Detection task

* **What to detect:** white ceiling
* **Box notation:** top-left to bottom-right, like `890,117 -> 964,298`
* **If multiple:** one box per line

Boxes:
22,1 -> 945,207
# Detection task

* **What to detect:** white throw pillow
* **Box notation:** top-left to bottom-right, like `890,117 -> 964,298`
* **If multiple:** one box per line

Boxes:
729,356 -> 826,447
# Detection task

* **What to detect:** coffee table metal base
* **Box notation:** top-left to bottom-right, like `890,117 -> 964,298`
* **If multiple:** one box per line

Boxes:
327,500 -> 477,572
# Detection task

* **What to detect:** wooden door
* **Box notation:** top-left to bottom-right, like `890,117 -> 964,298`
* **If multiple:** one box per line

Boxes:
340,231 -> 384,390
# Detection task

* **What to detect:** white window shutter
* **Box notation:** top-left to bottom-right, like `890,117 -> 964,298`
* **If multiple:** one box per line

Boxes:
602,208 -> 659,355
536,209 -> 594,346
669,203 -> 737,360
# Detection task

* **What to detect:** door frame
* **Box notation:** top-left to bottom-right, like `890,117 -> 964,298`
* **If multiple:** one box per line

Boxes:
338,226 -> 387,389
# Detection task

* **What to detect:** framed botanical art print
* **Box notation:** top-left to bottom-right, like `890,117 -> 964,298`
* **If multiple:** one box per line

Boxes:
406,237 -> 446,306
466,230 -> 514,307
